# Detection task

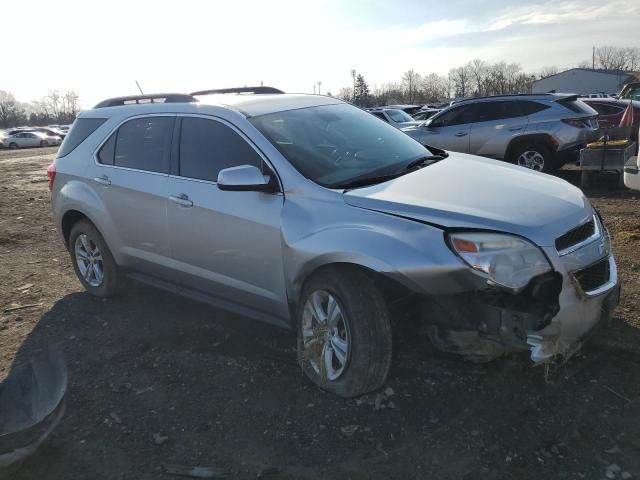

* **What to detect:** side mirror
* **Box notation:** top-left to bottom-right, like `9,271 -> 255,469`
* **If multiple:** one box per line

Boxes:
217,165 -> 275,192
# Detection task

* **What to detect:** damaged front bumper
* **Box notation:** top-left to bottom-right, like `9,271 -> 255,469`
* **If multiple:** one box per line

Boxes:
422,248 -> 620,364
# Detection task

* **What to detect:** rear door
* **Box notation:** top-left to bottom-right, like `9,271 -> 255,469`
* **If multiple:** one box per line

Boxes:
420,105 -> 472,153
166,115 -> 287,321
86,114 -> 175,277
468,101 -> 529,159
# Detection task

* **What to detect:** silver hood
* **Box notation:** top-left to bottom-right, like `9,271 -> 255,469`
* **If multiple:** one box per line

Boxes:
343,153 -> 592,247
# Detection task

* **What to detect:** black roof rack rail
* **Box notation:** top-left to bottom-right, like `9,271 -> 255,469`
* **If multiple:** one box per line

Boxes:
190,86 -> 284,96
94,93 -> 196,109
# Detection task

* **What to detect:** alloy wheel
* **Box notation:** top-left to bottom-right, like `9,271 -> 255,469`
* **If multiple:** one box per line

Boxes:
301,290 -> 350,381
517,150 -> 545,171
74,234 -> 104,287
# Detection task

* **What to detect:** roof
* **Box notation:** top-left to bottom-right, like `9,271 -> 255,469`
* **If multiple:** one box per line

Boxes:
195,93 -> 342,117
535,68 -> 637,83
87,92 -> 343,118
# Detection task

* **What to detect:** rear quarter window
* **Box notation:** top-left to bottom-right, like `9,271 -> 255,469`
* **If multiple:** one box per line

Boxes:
518,101 -> 550,115
57,118 -> 107,157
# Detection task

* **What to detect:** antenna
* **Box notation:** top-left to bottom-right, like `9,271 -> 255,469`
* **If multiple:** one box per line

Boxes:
135,81 -> 144,95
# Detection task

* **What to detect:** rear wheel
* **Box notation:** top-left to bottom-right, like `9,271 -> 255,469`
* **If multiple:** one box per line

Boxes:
40,140 -> 47,147
9,143 -> 18,150
512,143 -> 557,172
68,220 -> 122,297
297,267 -> 392,397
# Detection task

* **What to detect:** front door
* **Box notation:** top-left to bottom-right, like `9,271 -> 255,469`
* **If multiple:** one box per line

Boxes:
420,104 -> 472,153
167,116 -> 287,321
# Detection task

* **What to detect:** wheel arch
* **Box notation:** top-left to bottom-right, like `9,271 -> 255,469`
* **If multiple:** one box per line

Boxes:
287,260 -> 415,329
505,133 -> 558,162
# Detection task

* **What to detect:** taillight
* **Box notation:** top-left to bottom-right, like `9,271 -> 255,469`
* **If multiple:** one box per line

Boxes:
562,117 -> 597,129
47,163 -> 56,191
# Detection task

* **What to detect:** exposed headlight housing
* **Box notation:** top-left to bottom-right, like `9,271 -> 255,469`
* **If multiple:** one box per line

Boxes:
448,232 -> 552,290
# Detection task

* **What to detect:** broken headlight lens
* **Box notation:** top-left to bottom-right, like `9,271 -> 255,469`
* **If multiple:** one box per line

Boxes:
448,232 -> 552,290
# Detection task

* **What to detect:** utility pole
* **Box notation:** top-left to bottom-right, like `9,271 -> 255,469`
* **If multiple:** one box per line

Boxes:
351,70 -> 356,101
318,81 -> 322,95
313,84 -> 316,94
592,46 -> 595,70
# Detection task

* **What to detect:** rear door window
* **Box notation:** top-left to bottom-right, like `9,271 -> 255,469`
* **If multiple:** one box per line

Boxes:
110,116 -> 174,173
58,118 -> 107,157
178,117 -> 262,182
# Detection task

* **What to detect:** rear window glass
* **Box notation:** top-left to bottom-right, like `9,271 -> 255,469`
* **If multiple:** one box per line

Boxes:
561,99 -> 595,115
589,103 -> 625,116
57,118 -> 106,157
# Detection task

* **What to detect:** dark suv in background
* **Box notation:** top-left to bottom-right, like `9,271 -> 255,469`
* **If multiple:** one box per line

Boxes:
402,94 -> 599,172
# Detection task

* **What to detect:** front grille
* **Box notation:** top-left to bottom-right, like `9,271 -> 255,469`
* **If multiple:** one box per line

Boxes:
555,218 -> 595,252
573,257 -> 610,293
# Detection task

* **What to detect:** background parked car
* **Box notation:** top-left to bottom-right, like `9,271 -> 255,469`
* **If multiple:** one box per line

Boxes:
583,98 -> 640,142
1,130 -> 61,149
401,94 -> 599,172
412,108 -> 441,121
32,126 -> 67,139
367,107 -> 423,129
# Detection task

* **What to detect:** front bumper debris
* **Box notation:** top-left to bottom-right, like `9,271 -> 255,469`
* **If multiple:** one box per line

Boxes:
0,346 -> 67,468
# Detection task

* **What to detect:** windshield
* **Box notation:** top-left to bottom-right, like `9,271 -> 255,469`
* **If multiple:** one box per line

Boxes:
386,109 -> 414,123
250,103 -> 432,188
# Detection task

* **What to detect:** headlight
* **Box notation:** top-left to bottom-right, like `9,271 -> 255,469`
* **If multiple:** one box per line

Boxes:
448,232 -> 552,290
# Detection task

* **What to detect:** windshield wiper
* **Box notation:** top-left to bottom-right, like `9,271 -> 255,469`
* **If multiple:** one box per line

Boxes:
404,152 -> 448,170
334,173 -> 405,190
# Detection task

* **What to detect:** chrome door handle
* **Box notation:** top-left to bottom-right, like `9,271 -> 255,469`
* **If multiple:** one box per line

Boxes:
93,175 -> 111,186
508,126 -> 523,131
455,132 -> 468,137
169,193 -> 193,207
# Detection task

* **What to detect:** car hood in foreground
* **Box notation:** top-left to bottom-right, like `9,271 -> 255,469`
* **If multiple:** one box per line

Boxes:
343,153 -> 592,246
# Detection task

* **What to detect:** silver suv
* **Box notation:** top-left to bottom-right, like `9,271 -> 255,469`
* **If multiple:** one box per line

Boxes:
49,88 -> 619,397
402,94 -> 599,172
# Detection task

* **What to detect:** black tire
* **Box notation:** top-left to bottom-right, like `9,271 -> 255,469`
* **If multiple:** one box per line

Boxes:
511,143 -> 557,172
297,267 -> 392,397
40,140 -> 46,147
68,220 -> 122,297
9,143 -> 18,150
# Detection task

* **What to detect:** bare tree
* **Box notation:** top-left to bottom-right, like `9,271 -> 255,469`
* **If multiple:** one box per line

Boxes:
38,90 -> 80,124
468,59 -> 488,96
537,65 -> 559,79
401,69 -> 421,103
596,46 -> 640,71
421,73 -> 448,102
0,90 -> 27,128
448,65 -> 472,98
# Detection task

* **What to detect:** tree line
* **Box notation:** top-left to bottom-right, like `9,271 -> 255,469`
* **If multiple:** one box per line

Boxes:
0,90 -> 80,129
338,45 -> 640,107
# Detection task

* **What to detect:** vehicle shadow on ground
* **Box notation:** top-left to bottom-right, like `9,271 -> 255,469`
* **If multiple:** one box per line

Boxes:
5,282 -> 640,480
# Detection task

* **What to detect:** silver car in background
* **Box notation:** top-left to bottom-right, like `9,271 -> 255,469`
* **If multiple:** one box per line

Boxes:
49,89 -> 619,397
367,107 -> 424,129
1,130 -> 62,149
402,94 -> 599,172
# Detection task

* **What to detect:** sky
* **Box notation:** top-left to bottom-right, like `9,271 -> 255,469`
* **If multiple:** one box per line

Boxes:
2,0 -> 639,108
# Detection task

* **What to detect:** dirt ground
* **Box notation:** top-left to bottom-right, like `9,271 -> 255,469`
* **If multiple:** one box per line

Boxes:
0,147 -> 639,480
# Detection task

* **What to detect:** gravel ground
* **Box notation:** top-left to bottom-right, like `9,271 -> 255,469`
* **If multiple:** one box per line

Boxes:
0,147 -> 639,480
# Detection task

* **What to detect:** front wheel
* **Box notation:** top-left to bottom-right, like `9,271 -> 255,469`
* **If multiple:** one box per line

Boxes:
297,268 -> 392,397
9,143 -> 18,150
68,220 -> 122,297
512,143 -> 557,172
